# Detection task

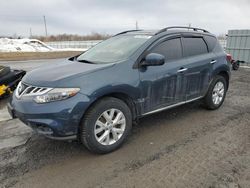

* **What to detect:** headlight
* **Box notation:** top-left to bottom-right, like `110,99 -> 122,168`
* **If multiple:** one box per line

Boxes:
34,88 -> 80,104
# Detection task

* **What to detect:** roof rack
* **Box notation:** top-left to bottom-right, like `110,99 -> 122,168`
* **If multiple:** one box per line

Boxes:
155,26 -> 209,35
114,29 -> 142,36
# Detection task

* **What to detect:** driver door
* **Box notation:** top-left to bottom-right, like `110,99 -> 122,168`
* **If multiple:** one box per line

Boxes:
138,37 -> 187,114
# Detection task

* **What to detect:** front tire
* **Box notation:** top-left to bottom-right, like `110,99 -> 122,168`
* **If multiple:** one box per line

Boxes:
203,75 -> 227,110
80,97 -> 132,154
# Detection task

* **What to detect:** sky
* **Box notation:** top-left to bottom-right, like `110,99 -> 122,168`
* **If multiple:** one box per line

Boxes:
1,0 -> 250,37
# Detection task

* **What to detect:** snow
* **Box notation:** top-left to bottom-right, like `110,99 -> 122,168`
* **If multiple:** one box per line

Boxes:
0,38 -> 89,52
0,38 -> 54,52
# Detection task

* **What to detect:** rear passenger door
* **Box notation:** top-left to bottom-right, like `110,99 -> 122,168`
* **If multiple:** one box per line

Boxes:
181,36 -> 213,100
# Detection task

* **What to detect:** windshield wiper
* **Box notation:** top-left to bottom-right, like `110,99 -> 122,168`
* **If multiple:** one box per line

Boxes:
77,59 -> 95,64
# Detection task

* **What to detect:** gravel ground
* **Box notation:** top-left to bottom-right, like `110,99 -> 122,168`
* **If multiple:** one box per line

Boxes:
0,68 -> 249,188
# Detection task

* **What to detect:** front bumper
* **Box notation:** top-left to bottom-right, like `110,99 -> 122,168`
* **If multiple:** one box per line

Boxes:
8,93 -> 92,140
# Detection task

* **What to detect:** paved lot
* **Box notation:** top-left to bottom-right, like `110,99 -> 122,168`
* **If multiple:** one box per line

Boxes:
0,61 -> 249,188
0,58 -> 64,71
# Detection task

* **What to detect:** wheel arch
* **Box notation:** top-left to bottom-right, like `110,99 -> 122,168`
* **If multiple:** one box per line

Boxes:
81,92 -> 138,123
217,71 -> 230,90
211,63 -> 230,91
102,92 -> 138,120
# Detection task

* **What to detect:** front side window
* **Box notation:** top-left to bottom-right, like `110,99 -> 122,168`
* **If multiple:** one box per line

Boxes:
150,38 -> 182,61
77,35 -> 152,64
182,37 -> 208,57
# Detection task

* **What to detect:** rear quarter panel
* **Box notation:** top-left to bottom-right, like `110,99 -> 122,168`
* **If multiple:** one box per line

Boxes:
212,51 -> 231,79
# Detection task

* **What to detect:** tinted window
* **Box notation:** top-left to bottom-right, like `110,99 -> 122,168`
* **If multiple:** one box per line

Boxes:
150,38 -> 182,61
182,37 -> 208,57
204,35 -> 218,52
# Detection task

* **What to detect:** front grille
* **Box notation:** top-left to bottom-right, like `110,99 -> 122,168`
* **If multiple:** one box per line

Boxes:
15,82 -> 52,99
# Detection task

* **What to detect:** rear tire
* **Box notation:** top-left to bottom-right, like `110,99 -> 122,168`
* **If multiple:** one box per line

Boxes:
203,75 -> 227,110
80,97 -> 132,154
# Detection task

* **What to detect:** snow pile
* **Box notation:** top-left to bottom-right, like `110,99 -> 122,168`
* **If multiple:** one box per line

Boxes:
0,38 -> 54,52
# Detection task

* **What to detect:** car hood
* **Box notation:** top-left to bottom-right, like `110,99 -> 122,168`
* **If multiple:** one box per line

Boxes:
22,60 -> 115,87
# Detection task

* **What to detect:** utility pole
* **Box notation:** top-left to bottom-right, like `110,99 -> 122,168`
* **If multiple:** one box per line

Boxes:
29,28 -> 32,38
43,15 -> 48,36
136,21 -> 139,30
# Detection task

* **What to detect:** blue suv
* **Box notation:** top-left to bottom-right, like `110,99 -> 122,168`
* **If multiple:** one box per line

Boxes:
8,26 -> 231,153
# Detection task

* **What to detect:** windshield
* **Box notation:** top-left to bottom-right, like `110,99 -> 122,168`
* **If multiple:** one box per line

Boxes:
77,35 -> 152,64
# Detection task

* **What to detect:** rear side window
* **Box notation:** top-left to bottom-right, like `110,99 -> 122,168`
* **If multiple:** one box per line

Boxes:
150,38 -> 182,61
203,35 -> 217,52
182,37 -> 208,57
204,35 -> 223,52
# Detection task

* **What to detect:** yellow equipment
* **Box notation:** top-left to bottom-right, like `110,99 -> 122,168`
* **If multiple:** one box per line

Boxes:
0,85 -> 8,96
0,66 -> 26,98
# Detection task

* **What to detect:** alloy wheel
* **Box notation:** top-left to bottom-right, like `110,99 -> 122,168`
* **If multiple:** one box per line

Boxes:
94,108 -> 126,145
212,81 -> 225,105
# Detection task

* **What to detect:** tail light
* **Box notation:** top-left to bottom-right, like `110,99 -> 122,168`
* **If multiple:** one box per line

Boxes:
226,54 -> 232,62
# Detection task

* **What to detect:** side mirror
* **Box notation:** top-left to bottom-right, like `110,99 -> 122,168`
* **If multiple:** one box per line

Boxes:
141,53 -> 165,67
68,54 -> 80,61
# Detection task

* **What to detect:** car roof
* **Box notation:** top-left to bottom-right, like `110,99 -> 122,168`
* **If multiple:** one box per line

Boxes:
116,27 -> 215,37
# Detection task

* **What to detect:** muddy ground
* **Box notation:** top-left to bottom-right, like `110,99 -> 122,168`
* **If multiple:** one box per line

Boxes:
0,68 -> 250,188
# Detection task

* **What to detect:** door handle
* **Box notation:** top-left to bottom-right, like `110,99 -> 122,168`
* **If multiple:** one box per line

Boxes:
210,60 -> 217,64
177,68 -> 188,73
